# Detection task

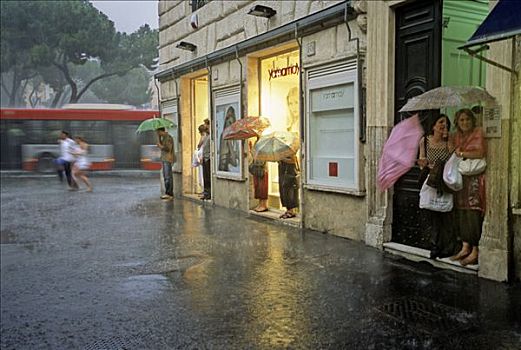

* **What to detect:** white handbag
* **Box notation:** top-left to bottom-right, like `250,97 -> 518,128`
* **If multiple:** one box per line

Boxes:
458,158 -> 486,176
191,148 -> 203,167
443,153 -> 463,191
419,177 -> 453,212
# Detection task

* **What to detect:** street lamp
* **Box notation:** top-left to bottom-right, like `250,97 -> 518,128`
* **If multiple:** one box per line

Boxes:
176,41 -> 197,52
247,5 -> 276,18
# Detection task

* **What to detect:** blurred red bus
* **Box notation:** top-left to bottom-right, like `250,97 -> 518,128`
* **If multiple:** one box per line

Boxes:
0,104 -> 162,172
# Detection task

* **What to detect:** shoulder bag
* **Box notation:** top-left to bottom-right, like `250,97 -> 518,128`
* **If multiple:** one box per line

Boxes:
458,158 -> 486,176
419,177 -> 453,212
248,160 -> 266,178
443,153 -> 463,191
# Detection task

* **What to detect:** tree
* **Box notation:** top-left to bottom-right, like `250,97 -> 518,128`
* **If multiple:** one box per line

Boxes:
73,60 -> 154,107
0,1 -> 40,106
72,24 -> 158,105
1,1 -> 158,107
90,67 -> 154,107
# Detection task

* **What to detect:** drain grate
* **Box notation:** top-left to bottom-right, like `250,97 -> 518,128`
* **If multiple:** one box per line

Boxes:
83,335 -> 144,350
376,296 -> 476,336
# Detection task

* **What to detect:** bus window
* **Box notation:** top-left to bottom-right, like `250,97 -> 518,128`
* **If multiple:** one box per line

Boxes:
69,121 -> 110,144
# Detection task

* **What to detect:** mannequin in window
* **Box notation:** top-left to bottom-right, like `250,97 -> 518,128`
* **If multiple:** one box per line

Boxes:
286,87 -> 299,132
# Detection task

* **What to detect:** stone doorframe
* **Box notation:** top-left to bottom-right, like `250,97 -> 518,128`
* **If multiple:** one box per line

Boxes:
365,1 -> 399,249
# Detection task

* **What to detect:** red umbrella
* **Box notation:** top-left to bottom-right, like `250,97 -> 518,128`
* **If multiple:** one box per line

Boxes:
377,113 -> 424,190
222,116 -> 271,140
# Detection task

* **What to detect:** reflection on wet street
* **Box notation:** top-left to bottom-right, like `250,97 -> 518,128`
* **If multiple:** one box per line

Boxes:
1,177 -> 520,349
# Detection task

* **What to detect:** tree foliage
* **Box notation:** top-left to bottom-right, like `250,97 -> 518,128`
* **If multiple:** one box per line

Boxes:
73,61 -> 153,107
0,0 -> 158,107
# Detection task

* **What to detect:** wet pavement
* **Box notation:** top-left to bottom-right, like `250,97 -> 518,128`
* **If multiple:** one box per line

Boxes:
1,177 -> 520,350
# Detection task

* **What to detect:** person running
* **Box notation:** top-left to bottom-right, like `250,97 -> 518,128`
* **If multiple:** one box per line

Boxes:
59,131 -> 78,190
156,127 -> 175,201
72,136 -> 93,192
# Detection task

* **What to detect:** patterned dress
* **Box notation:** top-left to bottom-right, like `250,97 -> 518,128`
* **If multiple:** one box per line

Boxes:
421,136 -> 460,258
453,127 -> 486,246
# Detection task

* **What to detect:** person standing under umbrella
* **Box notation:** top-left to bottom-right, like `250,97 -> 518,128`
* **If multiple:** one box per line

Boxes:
250,136 -> 268,212
156,128 -> 175,201
450,108 -> 487,266
200,122 -> 212,200
417,114 -> 459,259
279,87 -> 300,219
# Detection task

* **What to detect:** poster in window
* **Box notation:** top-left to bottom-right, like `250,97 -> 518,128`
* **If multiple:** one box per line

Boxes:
214,95 -> 242,179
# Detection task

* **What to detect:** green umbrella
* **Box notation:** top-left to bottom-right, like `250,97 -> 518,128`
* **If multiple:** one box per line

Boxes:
136,117 -> 175,133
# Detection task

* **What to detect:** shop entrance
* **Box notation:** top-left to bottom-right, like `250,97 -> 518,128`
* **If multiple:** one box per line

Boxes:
182,74 -> 208,198
258,49 -> 300,213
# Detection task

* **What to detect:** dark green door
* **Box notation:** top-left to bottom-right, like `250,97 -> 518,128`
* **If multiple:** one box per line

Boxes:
392,0 -> 442,249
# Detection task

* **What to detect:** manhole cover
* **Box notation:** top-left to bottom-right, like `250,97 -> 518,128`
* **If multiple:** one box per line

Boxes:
376,296 -> 476,335
1,230 -> 17,244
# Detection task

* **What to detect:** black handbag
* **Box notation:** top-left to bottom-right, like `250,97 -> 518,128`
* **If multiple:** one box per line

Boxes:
426,159 -> 445,189
418,136 -> 429,188
418,167 -> 430,189
248,160 -> 265,178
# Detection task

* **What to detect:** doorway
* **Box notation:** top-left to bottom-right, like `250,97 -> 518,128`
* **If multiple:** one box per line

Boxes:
392,0 -> 489,250
258,49 -> 300,212
183,75 -> 208,198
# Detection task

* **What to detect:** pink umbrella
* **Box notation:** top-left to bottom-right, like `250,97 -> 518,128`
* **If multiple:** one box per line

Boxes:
377,113 -> 424,191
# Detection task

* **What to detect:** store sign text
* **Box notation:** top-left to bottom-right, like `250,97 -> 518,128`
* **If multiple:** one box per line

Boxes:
322,89 -> 344,100
268,63 -> 300,80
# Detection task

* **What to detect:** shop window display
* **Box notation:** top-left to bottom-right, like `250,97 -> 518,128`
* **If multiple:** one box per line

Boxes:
306,61 -> 360,191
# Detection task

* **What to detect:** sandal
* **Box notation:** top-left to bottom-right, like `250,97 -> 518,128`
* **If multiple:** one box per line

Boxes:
280,212 -> 296,219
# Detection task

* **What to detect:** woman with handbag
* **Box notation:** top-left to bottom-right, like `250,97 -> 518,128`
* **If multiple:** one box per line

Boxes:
278,88 -> 300,219
249,138 -> 269,212
417,114 -> 459,259
450,108 -> 487,266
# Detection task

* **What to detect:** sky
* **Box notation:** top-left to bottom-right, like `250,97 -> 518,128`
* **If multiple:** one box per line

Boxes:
91,1 -> 158,34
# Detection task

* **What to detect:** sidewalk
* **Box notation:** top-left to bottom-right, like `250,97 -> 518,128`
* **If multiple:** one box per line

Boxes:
0,169 -> 158,178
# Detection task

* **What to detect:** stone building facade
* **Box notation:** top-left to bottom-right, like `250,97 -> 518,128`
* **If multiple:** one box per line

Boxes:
156,0 -> 520,282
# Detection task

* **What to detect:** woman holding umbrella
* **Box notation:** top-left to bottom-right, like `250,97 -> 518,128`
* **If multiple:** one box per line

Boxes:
450,108 -> 487,266
249,136 -> 269,212
417,114 -> 460,259
221,115 -> 271,212
278,88 -> 300,219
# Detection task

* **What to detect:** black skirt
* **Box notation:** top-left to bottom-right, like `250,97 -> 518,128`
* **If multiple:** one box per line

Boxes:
278,161 -> 299,210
